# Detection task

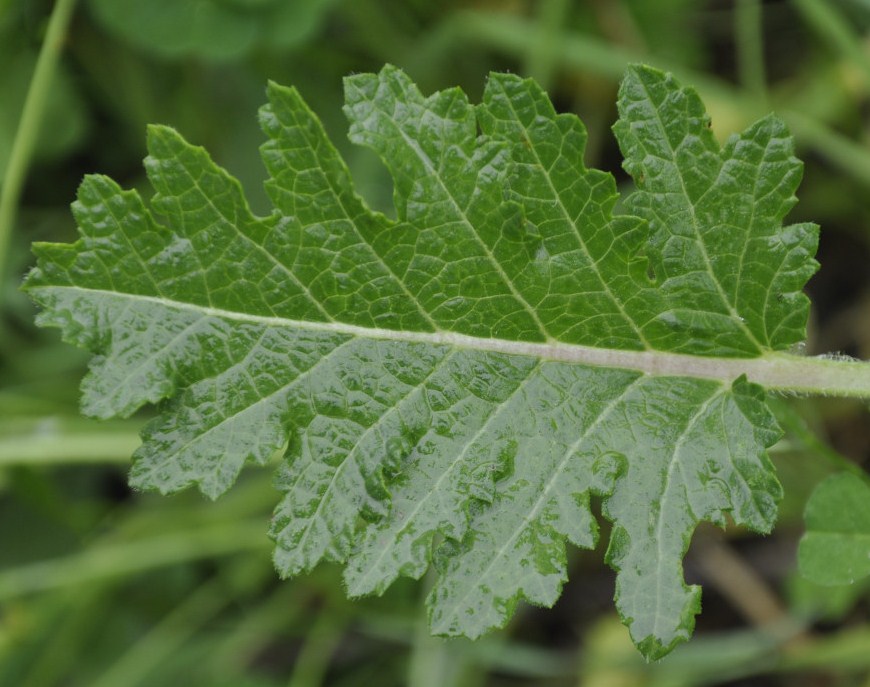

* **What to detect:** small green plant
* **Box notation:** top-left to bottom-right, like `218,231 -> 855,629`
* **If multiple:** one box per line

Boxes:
24,64 -> 870,660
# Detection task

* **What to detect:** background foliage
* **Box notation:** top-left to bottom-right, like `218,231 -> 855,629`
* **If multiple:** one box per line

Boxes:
2,0 -> 870,685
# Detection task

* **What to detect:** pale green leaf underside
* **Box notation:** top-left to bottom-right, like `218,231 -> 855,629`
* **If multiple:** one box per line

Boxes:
25,65 -> 816,659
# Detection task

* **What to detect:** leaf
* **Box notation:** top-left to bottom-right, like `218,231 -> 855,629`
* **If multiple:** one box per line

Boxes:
24,65 -> 819,659
799,473 -> 870,586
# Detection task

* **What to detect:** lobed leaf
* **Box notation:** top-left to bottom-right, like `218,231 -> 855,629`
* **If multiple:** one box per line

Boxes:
25,65 -> 817,658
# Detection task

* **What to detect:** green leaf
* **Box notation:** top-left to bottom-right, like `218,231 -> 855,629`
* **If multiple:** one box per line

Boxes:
25,64 -> 823,659
799,473 -> 870,586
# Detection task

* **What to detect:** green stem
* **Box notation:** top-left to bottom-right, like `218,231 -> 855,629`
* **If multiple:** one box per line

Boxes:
784,109 -> 870,188
90,579 -> 228,687
792,0 -> 870,88
420,10 -> 752,109
524,0 -> 571,92
0,520 -> 268,599
735,0 -> 766,102
408,620 -> 465,687
38,287 -> 870,398
771,397 -> 870,482
286,606 -> 347,687
408,571 -> 470,687
0,0 -> 77,301
779,627 -> 870,672
209,584 -> 312,681
356,612 -> 573,680
0,429 -> 138,465
19,587 -> 107,687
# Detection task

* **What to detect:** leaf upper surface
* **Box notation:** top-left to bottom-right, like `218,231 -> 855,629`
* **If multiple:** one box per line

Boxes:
25,65 -> 816,658
799,473 -> 870,586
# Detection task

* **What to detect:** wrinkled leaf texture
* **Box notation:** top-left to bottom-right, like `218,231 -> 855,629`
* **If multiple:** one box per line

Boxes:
25,65 -> 818,659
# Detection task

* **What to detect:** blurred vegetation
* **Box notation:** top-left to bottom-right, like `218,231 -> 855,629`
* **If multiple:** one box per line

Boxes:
1,0 -> 870,685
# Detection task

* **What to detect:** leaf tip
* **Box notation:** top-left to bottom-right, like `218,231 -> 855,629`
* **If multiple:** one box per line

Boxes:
145,122 -> 180,143
622,62 -> 668,87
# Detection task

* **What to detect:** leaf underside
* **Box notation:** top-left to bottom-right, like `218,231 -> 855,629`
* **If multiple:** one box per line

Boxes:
24,65 -> 818,659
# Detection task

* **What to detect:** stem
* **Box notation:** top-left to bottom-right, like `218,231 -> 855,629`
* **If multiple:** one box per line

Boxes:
0,429 -> 138,464
691,531 -> 791,629
408,573 -> 468,687
20,587 -> 106,687
419,10 -> 753,111
780,627 -> 870,672
784,109 -> 870,188
32,286 -> 870,399
209,584 -> 313,681
90,579 -> 228,687
792,0 -> 870,89
524,0 -> 571,92
735,0 -> 766,102
770,397 -> 869,480
0,520 -> 268,599
408,623 -> 463,687
286,606 -> 347,687
0,0 -> 77,301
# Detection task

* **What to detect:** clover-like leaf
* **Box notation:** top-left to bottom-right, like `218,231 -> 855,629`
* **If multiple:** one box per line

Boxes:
25,65 -> 823,659
799,473 -> 870,586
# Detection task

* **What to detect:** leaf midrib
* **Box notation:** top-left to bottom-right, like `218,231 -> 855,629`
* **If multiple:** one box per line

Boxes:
33,285 -> 870,398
